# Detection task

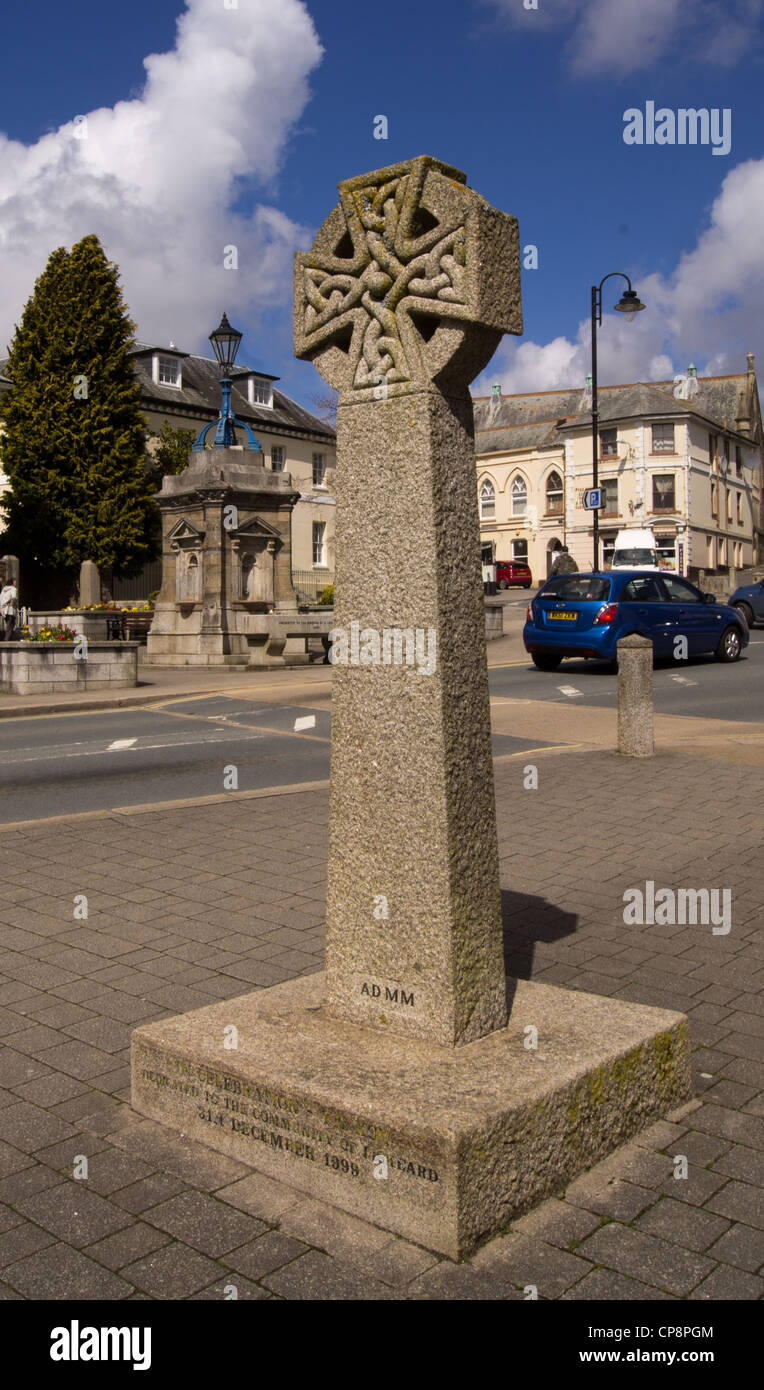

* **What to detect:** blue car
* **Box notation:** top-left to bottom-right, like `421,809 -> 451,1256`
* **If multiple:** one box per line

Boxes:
728,576 -> 764,630
523,570 -> 749,671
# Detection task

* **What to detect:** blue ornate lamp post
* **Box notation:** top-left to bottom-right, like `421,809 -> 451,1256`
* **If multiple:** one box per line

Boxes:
192,312 -> 262,452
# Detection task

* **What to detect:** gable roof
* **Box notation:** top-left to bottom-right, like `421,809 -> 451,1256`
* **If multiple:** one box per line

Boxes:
476,420 -> 565,452
129,344 -> 334,444
474,365 -> 761,456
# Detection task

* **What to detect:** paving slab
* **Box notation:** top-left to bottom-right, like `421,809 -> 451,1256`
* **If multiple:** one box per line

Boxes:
0,740 -> 758,1298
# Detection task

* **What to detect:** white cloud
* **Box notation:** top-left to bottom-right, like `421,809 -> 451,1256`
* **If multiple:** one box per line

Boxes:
0,0 -> 323,354
565,0 -> 682,77
482,0 -> 762,76
477,156 -> 764,395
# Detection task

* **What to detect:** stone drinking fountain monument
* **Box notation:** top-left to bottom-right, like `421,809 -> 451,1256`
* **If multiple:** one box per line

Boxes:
145,313 -> 330,668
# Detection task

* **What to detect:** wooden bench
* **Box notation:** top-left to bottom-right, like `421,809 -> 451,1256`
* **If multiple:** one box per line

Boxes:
122,612 -> 153,643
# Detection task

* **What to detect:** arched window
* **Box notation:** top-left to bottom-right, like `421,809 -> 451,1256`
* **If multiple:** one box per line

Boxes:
546,471 -> 563,515
511,476 -> 527,517
184,552 -> 200,601
480,480 -> 496,520
241,553 -> 256,599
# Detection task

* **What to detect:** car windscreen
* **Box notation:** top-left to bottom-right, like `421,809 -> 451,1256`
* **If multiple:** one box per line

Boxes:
614,548 -> 656,565
537,576 -> 611,602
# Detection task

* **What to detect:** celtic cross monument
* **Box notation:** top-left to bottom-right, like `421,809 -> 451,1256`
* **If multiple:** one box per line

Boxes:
294,155 -> 522,1046
133,159 -> 690,1259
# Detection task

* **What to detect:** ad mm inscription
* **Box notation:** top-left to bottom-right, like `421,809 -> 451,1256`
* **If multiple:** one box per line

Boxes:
361,981 -> 414,1006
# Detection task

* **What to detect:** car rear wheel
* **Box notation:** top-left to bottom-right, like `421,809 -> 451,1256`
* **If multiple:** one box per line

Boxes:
732,601 -> 754,630
531,652 -> 562,671
498,580 -> 509,590
715,625 -> 743,662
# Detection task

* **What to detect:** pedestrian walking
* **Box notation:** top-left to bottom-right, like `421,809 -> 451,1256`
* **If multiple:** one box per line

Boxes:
549,546 -> 578,577
0,577 -> 19,640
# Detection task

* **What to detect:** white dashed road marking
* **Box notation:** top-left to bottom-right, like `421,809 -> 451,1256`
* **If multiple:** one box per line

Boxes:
3,732 -> 263,766
107,738 -> 138,750
557,685 -> 583,698
670,676 -> 698,686
294,715 -> 316,731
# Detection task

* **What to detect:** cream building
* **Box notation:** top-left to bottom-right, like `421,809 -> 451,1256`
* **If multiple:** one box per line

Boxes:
474,358 -> 763,583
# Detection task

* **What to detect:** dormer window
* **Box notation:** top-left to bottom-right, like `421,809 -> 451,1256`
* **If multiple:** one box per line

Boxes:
152,354 -> 182,388
248,377 -> 273,409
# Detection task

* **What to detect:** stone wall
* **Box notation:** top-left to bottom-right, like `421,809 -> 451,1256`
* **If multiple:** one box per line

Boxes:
0,642 -> 138,695
697,565 -> 764,599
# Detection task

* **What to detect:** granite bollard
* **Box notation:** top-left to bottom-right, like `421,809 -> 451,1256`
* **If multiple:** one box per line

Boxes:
132,157 -> 689,1258
617,633 -> 654,758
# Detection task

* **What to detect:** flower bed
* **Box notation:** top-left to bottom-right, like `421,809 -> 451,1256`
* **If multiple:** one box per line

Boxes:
62,603 -> 153,613
23,624 -> 79,642
29,609 -> 153,642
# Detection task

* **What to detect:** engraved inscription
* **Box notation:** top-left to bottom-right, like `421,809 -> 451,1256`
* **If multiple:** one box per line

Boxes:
138,1057 -> 440,1189
362,1148 -> 439,1182
360,981 -> 414,1006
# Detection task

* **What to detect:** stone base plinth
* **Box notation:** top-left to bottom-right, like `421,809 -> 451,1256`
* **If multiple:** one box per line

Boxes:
144,612 -> 332,668
131,973 -> 689,1259
143,639 -> 250,668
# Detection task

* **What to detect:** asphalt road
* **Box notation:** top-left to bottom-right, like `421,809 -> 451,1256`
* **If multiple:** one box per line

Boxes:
490,631 -> 764,721
0,636 -> 761,824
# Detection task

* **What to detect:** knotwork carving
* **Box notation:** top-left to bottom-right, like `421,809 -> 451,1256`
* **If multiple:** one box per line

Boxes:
303,172 -> 467,390
294,156 -> 522,399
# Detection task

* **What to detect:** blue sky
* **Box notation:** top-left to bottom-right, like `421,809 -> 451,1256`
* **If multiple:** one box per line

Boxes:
1,0 -> 762,409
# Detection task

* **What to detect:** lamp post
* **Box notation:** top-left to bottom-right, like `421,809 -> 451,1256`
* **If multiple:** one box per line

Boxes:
210,312 -> 243,447
191,312 -> 262,453
590,275 -> 645,569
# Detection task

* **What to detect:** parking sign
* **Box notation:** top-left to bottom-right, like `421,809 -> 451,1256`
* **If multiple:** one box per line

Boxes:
583,488 -> 602,509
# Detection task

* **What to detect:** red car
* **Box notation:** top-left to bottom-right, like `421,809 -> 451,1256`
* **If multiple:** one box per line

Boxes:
496,560 -> 533,590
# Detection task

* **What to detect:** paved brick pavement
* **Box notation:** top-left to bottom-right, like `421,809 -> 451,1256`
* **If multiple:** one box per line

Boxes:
0,745 -> 761,1300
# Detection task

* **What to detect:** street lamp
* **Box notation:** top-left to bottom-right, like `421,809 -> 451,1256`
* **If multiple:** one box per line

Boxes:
209,311 -> 242,379
210,312 -> 243,448
590,274 -> 646,568
191,311 -> 262,452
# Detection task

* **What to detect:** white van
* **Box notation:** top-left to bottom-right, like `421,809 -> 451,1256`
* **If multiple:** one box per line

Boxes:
610,528 -> 660,571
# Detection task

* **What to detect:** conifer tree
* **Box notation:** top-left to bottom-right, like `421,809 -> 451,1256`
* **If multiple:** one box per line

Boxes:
1,234 -> 155,579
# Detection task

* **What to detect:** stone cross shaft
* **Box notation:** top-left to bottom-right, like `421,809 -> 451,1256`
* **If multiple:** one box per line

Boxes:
294,157 -> 522,1046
